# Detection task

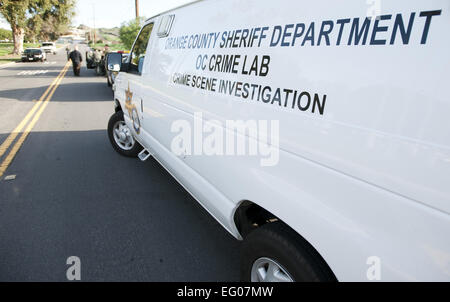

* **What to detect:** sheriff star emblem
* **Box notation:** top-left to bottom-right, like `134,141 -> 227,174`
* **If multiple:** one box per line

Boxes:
125,83 -> 134,116
124,83 -> 141,134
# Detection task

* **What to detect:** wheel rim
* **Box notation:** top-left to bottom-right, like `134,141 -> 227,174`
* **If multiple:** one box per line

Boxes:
251,257 -> 294,282
113,121 -> 135,151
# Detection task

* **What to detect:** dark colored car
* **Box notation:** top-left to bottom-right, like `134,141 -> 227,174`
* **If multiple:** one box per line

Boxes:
21,48 -> 47,62
86,48 -> 106,75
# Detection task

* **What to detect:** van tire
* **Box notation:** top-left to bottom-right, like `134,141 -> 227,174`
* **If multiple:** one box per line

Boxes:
241,222 -> 336,282
107,111 -> 143,157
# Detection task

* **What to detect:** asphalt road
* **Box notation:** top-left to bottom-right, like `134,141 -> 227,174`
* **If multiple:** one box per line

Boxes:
0,46 -> 240,281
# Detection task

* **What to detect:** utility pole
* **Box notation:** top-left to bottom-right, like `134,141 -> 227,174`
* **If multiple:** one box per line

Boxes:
135,0 -> 139,19
92,3 -> 96,48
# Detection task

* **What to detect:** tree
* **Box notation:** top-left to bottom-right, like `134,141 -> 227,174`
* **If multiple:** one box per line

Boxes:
119,17 -> 146,49
0,0 -> 75,54
0,0 -> 30,53
32,0 -> 75,41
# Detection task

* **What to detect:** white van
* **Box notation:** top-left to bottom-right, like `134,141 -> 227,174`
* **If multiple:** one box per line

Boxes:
41,42 -> 57,54
106,0 -> 450,282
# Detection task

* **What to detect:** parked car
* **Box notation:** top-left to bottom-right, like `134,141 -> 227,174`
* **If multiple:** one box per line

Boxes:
21,48 -> 46,62
40,42 -> 57,54
86,48 -> 106,75
106,0 -> 449,282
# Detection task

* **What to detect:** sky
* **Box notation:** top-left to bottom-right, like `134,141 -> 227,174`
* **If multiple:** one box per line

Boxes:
0,0 -> 197,30
73,0 -> 197,28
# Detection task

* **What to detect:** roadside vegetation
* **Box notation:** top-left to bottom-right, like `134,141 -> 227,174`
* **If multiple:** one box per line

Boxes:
0,2 -> 143,64
84,27 -> 127,51
88,42 -> 127,52
119,17 -> 146,49
0,0 -> 75,54
0,28 -> 12,41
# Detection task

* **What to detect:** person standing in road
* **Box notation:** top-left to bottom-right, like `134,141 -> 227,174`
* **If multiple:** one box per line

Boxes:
69,45 -> 83,76
104,44 -> 110,56
65,46 -> 71,60
93,48 -> 102,63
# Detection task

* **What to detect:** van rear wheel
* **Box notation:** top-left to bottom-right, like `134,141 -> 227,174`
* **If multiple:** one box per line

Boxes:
107,111 -> 143,157
241,222 -> 336,282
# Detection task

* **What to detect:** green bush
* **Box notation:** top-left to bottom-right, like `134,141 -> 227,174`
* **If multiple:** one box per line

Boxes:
0,28 -> 12,41
119,17 -> 146,49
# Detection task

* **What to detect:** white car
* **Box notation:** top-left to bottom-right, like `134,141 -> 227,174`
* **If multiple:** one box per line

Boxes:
106,0 -> 450,282
40,42 -> 57,54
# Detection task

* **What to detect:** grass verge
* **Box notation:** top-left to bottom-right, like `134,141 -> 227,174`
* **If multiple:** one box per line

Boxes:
0,42 -> 41,64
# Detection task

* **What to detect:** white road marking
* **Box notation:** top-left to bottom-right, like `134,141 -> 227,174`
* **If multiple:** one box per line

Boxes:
17,70 -> 50,76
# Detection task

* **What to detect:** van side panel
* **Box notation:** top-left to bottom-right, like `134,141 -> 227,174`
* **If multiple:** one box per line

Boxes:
119,0 -> 450,281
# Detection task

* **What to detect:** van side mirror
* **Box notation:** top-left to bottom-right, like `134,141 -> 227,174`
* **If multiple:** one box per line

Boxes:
106,53 -> 122,72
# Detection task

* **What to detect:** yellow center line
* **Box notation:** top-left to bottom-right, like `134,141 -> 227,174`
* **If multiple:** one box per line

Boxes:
0,61 -> 71,178
0,61 -> 71,158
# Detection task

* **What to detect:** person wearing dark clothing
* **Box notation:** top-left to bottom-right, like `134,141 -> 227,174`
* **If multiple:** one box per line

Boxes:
66,46 -> 70,60
69,47 -> 83,76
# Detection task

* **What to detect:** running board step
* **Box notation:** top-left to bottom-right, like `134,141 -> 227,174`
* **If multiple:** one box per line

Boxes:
138,149 -> 152,161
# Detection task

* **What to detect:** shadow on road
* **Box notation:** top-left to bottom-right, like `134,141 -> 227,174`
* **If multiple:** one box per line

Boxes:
0,81 -> 113,102
0,129 -> 241,281
3,64 -> 62,71
0,62 -> 102,79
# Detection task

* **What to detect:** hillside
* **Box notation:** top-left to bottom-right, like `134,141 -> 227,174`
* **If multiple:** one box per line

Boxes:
80,25 -> 127,51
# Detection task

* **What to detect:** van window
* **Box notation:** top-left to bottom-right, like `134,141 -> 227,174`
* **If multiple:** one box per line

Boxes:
129,23 -> 154,74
